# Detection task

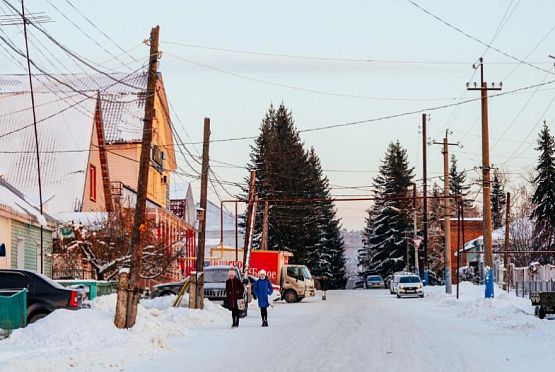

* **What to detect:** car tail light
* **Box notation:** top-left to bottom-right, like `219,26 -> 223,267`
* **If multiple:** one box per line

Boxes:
69,290 -> 79,308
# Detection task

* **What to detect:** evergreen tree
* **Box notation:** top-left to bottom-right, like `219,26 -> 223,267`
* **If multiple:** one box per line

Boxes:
360,141 -> 414,277
244,104 -> 346,288
491,171 -> 506,230
531,122 -> 555,252
449,154 -> 474,210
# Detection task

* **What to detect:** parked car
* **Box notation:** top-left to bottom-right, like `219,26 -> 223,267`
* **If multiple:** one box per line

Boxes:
149,278 -> 187,298
0,269 -> 81,324
365,275 -> 385,289
149,266 -> 249,317
396,275 -> 424,298
389,271 -> 414,294
203,266 -> 249,317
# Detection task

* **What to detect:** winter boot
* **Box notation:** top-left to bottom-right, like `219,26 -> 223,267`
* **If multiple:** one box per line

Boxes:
262,320 -> 268,327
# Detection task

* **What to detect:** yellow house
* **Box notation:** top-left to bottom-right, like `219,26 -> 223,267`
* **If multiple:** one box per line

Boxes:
101,74 -> 177,208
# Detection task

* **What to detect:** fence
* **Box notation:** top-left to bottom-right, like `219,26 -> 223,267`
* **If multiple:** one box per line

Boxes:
514,280 -> 555,298
52,268 -> 96,280
0,289 -> 27,330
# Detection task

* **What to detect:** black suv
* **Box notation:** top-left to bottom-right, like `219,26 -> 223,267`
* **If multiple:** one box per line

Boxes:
149,266 -> 249,317
0,269 -> 81,324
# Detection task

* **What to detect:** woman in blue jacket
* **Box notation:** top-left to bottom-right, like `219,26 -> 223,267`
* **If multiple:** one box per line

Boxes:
253,270 -> 273,327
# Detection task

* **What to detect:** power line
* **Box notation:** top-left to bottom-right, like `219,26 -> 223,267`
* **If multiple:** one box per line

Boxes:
161,40 -> 549,66
164,52 -> 463,103
405,0 -> 554,76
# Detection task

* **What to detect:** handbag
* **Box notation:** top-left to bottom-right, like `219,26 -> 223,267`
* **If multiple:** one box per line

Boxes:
237,299 -> 246,310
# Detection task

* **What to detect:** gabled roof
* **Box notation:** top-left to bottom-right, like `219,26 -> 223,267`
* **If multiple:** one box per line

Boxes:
0,72 -> 169,215
0,177 -> 55,226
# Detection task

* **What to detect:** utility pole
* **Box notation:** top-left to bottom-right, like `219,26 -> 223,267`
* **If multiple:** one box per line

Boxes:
242,171 -> 257,268
194,118 -> 211,309
119,25 -> 159,329
467,57 -> 501,298
433,130 -> 460,294
261,201 -> 269,250
503,192 -> 511,291
6,1 -> 49,274
411,183 -> 420,275
421,113 -> 429,283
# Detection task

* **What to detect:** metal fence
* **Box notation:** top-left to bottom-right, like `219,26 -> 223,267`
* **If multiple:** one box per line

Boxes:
0,289 -> 27,330
52,268 -> 96,280
514,280 -> 555,298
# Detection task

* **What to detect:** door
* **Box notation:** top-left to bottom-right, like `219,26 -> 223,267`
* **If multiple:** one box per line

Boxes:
17,238 -> 25,269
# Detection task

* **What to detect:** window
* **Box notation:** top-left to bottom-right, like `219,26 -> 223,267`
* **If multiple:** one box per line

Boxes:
399,276 -> 421,284
0,272 -> 29,290
89,164 -> 97,201
287,267 -> 301,280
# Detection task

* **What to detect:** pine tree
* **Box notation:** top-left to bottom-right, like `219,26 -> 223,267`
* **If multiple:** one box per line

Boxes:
449,154 -> 474,211
360,141 -> 414,277
491,171 -> 506,230
531,122 -> 555,252
244,104 -> 346,287
305,149 -> 346,289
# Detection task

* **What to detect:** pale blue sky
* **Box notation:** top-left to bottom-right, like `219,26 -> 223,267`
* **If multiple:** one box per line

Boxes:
1,0 -> 554,229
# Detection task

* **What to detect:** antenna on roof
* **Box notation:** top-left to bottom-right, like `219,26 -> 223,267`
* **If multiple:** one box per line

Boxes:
1,0 -> 52,274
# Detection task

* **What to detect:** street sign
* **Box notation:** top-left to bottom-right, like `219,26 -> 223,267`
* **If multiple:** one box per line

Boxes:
412,237 -> 423,248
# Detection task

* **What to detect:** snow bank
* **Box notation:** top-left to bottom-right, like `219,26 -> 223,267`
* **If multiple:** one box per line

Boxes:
0,295 -> 228,372
426,282 -> 551,335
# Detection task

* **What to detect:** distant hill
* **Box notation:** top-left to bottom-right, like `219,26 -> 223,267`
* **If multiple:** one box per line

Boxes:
342,230 -> 362,289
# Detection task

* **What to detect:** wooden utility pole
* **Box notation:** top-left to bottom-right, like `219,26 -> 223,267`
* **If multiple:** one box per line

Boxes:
467,58 -> 501,272
421,113 -> 429,280
261,201 -> 269,250
503,192 -> 511,291
433,131 -> 460,294
118,25 -> 159,329
242,171 -> 257,279
193,118 -> 211,309
19,0 -> 45,274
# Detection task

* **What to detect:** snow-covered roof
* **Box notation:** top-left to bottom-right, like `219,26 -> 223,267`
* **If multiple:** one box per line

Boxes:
203,200 -> 236,232
0,177 -> 54,226
0,72 -> 151,214
55,211 -> 108,227
458,218 -> 533,253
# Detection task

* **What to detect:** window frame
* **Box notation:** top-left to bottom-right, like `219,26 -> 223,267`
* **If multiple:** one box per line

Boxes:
89,164 -> 97,202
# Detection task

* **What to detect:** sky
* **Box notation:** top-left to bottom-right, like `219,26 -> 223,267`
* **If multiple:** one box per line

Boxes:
0,0 -> 554,230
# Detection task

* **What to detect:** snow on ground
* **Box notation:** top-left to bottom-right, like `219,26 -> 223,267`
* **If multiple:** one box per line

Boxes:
1,283 -> 554,372
0,295 -> 228,371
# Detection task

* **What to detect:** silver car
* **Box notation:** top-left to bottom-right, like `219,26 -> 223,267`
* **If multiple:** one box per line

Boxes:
389,271 -> 414,294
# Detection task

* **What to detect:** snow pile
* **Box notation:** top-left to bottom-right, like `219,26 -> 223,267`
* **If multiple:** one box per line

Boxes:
427,282 -> 548,333
0,295 -> 228,372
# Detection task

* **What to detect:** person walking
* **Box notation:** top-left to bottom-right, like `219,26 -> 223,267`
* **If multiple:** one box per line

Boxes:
225,269 -> 244,328
253,270 -> 273,327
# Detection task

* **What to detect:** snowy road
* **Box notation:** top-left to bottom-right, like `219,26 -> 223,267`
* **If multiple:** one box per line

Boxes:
126,287 -> 553,372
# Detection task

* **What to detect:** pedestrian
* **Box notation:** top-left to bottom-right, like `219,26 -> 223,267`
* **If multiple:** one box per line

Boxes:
225,268 -> 244,328
253,269 -> 273,327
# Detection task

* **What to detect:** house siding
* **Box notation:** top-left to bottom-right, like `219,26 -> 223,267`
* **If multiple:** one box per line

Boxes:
10,220 -> 53,277
82,120 -> 107,212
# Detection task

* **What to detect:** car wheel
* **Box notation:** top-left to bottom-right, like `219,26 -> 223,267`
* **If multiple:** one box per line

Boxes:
297,297 -> 303,303
284,290 -> 298,303
28,311 -> 49,324
538,307 -> 546,320
396,292 -> 401,299
419,294 -> 424,298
